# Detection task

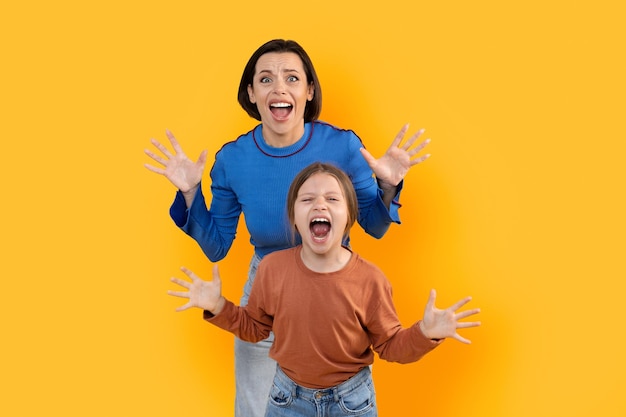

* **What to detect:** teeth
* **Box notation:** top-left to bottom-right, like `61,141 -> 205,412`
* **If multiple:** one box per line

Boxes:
311,218 -> 329,223
270,102 -> 292,108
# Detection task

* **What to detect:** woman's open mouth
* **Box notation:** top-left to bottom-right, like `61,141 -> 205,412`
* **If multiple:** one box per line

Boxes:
270,102 -> 293,120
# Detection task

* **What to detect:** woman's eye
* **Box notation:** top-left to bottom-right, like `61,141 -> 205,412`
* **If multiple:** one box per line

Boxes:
260,77 -> 271,83
287,76 -> 298,82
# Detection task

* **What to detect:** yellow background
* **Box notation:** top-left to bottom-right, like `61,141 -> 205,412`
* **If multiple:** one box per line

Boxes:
2,1 -> 625,416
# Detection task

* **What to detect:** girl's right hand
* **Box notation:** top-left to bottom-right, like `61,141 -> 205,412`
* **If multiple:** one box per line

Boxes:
168,264 -> 225,314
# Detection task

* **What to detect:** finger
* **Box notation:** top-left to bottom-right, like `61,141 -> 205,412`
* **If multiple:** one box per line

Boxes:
143,163 -> 165,175
197,149 -> 208,166
453,333 -> 472,344
166,129 -> 185,154
180,266 -> 199,281
144,149 -> 168,166
175,302 -> 193,312
455,308 -> 481,320
388,124 -> 410,150
448,296 -> 473,312
407,137 -> 431,156
409,153 -> 431,167
167,289 -> 190,299
400,128 -> 425,151
151,138 -> 173,158
212,264 -> 221,285
456,320 -> 482,329
359,147 -> 377,168
170,277 -> 191,289
425,289 -> 436,311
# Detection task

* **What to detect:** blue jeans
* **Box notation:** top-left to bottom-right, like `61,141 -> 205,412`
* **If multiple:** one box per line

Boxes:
265,365 -> 377,417
235,254 -> 276,417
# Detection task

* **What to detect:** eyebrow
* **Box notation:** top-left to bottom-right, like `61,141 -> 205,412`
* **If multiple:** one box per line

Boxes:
257,68 -> 301,75
298,191 -> 343,197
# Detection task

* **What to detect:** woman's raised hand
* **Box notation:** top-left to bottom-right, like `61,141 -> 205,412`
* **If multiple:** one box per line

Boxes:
144,130 -> 208,194
359,123 -> 431,188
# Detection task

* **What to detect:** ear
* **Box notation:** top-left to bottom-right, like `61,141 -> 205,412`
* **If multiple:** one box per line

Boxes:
247,84 -> 256,104
307,82 -> 314,101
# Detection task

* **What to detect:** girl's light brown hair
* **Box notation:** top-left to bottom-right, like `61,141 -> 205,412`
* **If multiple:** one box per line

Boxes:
286,162 -> 358,241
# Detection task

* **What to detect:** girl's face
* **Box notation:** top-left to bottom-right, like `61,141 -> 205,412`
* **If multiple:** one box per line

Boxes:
293,172 -> 349,257
247,52 -> 314,145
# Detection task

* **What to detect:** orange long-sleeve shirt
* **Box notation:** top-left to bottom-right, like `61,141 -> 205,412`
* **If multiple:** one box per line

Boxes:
205,246 -> 440,389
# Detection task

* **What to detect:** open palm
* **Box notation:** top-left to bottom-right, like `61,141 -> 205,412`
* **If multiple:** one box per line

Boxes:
360,124 -> 430,187
144,130 -> 207,193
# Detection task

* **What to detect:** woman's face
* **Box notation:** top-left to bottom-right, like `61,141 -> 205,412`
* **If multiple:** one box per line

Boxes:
247,52 -> 314,144
293,173 -> 348,257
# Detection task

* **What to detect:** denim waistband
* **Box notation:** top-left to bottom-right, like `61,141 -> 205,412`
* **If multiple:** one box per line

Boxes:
274,365 -> 371,402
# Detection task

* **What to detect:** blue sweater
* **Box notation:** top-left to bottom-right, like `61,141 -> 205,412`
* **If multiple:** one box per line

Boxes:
170,121 -> 402,262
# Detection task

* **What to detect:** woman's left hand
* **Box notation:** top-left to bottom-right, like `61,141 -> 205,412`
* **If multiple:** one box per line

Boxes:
360,123 -> 431,189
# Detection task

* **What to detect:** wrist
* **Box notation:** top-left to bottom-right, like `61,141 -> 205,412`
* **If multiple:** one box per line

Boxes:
377,178 -> 398,193
419,320 -> 441,341
181,183 -> 199,195
211,297 -> 226,315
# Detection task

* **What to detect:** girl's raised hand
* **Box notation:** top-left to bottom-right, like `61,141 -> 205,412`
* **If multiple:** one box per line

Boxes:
419,289 -> 481,344
168,264 -> 225,314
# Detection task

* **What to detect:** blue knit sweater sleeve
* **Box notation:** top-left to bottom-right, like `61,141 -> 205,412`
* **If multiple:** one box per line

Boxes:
169,141 -> 242,262
342,128 -> 402,238
169,178 -> 240,262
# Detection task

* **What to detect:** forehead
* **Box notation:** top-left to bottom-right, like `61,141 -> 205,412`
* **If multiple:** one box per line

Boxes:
255,52 -> 305,73
298,172 -> 343,194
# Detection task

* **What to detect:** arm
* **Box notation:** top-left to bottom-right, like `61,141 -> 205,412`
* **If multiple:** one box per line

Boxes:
154,136 -> 241,262
169,178 -> 241,262
167,265 -> 272,342
369,287 -> 480,363
145,130 -> 239,261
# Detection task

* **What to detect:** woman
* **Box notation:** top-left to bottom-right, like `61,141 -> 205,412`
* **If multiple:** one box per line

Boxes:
145,39 -> 430,417
167,163 -> 480,417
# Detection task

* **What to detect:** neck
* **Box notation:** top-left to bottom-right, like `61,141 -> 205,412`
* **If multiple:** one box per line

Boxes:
300,245 -> 352,273
262,123 -> 305,148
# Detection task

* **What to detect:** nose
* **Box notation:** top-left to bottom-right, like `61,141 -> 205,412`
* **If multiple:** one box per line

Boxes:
313,196 -> 327,210
273,78 -> 286,94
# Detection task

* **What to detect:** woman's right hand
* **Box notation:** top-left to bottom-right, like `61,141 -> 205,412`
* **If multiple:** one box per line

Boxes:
144,130 -> 208,201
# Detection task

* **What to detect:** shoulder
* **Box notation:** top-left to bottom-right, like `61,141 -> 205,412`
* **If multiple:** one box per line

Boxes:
215,125 -> 258,158
260,247 -> 298,267
351,253 -> 390,288
312,120 -> 358,136
309,121 -> 364,152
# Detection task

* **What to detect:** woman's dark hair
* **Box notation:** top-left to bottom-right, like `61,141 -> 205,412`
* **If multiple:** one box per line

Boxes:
237,39 -> 322,122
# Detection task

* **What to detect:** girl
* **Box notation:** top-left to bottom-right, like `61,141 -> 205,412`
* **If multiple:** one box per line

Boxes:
168,162 -> 481,417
